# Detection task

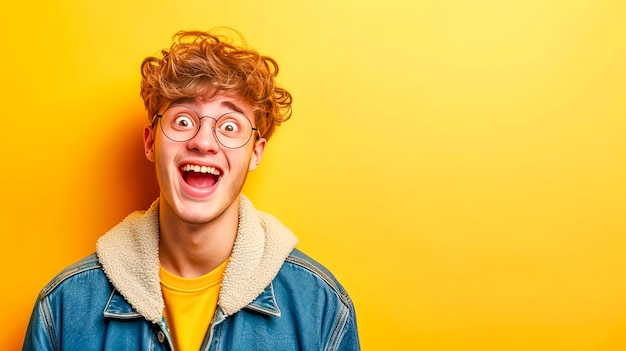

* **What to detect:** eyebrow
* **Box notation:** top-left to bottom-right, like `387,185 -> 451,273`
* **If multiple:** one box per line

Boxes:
169,97 -> 196,107
220,101 -> 245,114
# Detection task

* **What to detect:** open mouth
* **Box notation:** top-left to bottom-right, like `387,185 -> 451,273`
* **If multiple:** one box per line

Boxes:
181,164 -> 222,188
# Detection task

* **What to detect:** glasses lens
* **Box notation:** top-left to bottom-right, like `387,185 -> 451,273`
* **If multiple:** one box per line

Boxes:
160,106 -> 254,148
214,112 -> 253,149
160,106 -> 200,142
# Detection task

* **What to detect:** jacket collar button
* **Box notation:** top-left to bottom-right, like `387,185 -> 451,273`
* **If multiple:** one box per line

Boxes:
157,331 -> 166,343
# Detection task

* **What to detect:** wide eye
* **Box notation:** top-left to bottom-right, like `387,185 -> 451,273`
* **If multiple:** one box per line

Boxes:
172,115 -> 195,130
217,118 -> 241,134
221,121 -> 239,133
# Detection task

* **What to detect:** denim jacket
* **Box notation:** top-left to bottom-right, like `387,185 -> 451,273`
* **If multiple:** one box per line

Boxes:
23,196 -> 360,350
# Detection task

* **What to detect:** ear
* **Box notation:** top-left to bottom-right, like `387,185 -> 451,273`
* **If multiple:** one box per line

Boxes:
143,125 -> 156,162
248,137 -> 266,171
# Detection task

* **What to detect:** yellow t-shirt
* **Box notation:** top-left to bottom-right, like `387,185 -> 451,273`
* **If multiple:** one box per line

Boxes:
160,259 -> 229,351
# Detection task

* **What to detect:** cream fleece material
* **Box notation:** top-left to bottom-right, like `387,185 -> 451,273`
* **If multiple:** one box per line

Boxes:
96,195 -> 298,324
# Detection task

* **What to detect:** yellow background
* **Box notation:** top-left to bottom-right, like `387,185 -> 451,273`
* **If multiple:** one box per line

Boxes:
1,0 -> 625,350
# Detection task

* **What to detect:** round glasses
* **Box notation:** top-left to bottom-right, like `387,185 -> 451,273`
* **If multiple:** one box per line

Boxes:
153,105 -> 258,149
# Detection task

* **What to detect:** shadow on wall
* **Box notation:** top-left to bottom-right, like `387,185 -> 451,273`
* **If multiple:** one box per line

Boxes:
94,111 -> 161,224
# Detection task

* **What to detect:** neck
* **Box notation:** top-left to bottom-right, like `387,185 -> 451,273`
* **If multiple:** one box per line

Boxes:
158,198 -> 239,278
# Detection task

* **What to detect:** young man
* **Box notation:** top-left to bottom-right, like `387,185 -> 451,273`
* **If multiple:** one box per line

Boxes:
23,29 -> 360,351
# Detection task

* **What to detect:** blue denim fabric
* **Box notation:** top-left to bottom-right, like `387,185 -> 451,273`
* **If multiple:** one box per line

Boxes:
23,249 -> 360,351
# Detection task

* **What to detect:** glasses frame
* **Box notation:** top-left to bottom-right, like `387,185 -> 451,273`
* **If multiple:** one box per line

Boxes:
152,105 -> 259,149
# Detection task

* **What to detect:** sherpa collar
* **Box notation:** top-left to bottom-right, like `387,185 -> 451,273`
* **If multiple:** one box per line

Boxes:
95,195 -> 298,324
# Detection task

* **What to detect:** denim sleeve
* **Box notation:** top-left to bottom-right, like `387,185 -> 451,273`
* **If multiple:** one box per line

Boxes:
23,297 -> 57,351
333,300 -> 361,351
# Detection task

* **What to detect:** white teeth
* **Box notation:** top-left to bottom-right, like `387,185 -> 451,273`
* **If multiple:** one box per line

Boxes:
181,164 -> 221,175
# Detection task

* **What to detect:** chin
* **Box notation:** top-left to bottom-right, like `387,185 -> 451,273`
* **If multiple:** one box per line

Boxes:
181,197 -> 239,224
176,205 -> 220,224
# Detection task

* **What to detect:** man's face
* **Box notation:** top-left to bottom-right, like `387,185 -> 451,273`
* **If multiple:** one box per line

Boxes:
143,92 -> 265,226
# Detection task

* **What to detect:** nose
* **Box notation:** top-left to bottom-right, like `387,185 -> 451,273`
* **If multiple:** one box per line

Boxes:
187,117 -> 220,153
